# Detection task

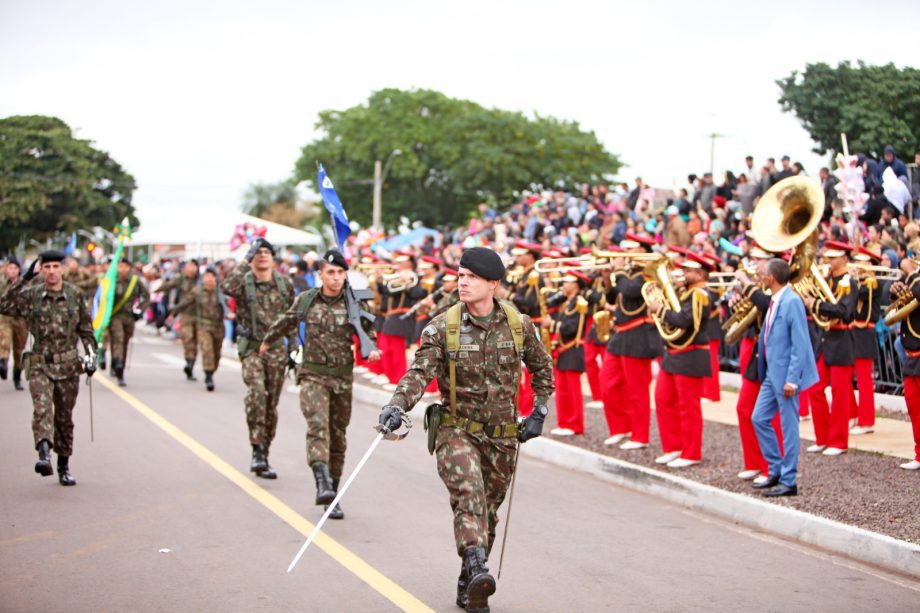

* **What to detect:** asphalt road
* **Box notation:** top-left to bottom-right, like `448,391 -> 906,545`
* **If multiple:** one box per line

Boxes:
1,331 -> 918,612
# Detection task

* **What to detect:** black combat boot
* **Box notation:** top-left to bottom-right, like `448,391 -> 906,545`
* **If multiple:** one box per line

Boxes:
57,455 -> 76,486
204,371 -> 214,391
325,478 -> 344,520
184,359 -> 196,381
250,444 -> 268,474
462,547 -> 495,613
98,348 -> 106,371
257,446 -> 277,479
113,358 -> 126,387
311,462 -> 336,505
0,357 -> 7,380
35,440 -> 53,477
13,368 -> 24,391
456,560 -> 469,609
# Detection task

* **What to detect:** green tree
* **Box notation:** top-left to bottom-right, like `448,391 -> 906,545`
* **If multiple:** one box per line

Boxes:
0,115 -> 138,252
777,61 -> 920,158
295,88 -> 621,228
241,178 -> 299,218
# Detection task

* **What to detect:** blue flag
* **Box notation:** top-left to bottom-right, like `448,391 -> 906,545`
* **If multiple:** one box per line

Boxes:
63,232 -> 77,256
317,164 -> 351,250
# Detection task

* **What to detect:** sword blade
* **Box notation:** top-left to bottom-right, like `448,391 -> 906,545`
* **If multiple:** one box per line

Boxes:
287,431 -> 385,573
497,445 -> 521,580
89,379 -> 94,442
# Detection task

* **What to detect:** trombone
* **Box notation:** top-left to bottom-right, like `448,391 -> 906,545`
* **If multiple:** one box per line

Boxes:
847,262 -> 900,281
533,255 -> 611,274
382,271 -> 418,292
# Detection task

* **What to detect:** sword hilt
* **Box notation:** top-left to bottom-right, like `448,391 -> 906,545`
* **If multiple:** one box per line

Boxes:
375,412 -> 412,441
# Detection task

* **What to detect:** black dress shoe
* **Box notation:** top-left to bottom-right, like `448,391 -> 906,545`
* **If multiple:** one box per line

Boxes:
752,474 -> 780,489
763,484 -> 797,497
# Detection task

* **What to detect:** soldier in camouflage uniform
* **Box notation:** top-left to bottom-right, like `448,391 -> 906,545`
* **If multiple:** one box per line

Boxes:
0,251 -> 96,486
221,238 -> 296,479
1,258 -> 30,390
161,260 -> 201,380
108,259 -> 149,386
63,257 -> 99,306
261,249 -> 380,519
379,247 -> 554,613
173,267 -> 226,392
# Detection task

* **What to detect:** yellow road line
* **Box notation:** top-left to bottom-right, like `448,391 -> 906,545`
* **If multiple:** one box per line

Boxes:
94,374 -> 432,612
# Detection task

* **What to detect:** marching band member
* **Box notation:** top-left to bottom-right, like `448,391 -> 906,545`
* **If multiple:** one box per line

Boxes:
547,271 -> 590,436
891,258 -> 920,470
849,247 -> 882,435
803,240 -> 858,456
581,248 -> 606,408
377,252 -> 427,387
507,241 -> 544,416
601,234 -> 662,449
645,251 -> 714,468
702,252 -> 724,402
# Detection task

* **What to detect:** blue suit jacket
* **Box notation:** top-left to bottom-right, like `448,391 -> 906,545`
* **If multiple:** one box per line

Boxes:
757,287 -> 820,396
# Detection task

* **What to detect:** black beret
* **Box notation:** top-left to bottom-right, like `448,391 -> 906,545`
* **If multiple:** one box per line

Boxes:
322,249 -> 349,270
203,266 -> 219,276
38,250 -> 66,263
5,257 -> 21,268
252,237 -> 275,255
459,247 -> 505,281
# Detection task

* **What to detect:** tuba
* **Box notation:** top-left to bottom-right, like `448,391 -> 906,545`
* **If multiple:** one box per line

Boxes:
751,176 -> 838,330
884,282 -> 918,326
639,255 -> 684,342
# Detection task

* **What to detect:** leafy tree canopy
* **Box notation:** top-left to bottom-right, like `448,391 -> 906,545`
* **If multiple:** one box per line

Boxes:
777,61 -> 920,158
295,88 -> 621,228
0,115 -> 138,252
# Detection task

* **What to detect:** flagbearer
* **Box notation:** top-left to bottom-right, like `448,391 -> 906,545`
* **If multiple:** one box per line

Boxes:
0,251 -> 97,486
261,250 -> 380,519
108,258 -> 149,387
379,247 -> 554,613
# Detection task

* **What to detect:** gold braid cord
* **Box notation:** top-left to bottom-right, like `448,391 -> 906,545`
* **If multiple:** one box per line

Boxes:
667,287 -> 707,351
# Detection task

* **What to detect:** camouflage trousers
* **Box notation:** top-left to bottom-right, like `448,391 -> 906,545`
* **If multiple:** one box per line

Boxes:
299,373 -> 352,479
29,372 -> 80,457
435,427 -> 518,557
108,315 -> 135,362
198,324 -> 223,372
0,315 -> 28,368
179,315 -> 198,362
241,350 -> 286,446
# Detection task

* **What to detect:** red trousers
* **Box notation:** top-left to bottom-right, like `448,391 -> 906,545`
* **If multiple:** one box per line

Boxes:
799,391 -> 810,417
655,370 -> 704,461
736,337 -> 784,473
702,339 -> 721,401
518,367 -> 535,417
584,341 -> 604,402
849,358 -> 875,427
904,376 -> 920,461
601,352 -> 653,441
378,333 -> 408,384
554,368 -> 584,433
809,355 -> 853,449
355,336 -> 383,374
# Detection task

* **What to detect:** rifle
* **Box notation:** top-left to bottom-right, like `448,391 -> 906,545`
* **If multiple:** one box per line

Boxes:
344,281 -> 378,358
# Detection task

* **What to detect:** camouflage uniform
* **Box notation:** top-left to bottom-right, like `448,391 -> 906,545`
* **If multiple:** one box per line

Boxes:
387,299 -> 554,555
173,285 -> 225,372
221,262 -> 295,446
109,274 -> 149,364
263,288 -> 375,478
160,274 -> 200,362
63,266 -> 99,306
0,279 -> 96,455
430,288 -> 461,318
0,274 -> 29,373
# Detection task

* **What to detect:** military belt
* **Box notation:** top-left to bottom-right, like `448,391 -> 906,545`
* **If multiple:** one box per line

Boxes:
301,361 -> 353,377
32,349 -> 78,364
439,413 -> 518,439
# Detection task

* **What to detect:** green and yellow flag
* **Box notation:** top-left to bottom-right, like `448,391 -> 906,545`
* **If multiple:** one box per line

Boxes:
92,219 -> 131,342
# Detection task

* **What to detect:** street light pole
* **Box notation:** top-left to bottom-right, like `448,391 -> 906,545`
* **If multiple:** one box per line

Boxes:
372,149 -> 401,231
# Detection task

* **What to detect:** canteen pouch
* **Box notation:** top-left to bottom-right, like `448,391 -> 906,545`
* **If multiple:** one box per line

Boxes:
237,336 -> 251,358
22,351 -> 31,379
424,403 -> 442,456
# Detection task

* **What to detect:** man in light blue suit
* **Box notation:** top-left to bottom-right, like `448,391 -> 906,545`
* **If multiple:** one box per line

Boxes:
752,258 -> 820,497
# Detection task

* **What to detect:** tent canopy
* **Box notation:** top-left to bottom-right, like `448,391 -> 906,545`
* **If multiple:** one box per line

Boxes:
131,212 -> 323,248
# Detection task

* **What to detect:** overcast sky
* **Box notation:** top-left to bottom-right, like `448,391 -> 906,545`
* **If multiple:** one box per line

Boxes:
2,0 -> 918,233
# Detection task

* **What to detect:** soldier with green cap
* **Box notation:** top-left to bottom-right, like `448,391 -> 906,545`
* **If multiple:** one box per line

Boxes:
0,251 -> 97,486
379,246 -> 555,613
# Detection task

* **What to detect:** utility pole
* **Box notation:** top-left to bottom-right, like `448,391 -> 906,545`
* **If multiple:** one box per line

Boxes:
372,159 -> 383,232
707,132 -> 724,176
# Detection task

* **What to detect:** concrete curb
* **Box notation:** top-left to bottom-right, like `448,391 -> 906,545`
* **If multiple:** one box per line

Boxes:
352,380 -> 920,580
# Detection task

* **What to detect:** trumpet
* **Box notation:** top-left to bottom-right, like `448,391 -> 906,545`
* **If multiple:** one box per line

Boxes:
884,284 -> 919,326
533,255 -> 611,274
382,271 -> 418,292
847,262 -> 901,281
506,265 -> 526,285
591,247 -> 664,264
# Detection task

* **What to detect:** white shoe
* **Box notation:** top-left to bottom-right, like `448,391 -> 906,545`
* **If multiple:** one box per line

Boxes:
655,451 -> 682,464
371,374 -> 391,385
603,433 -> 630,446
667,458 -> 700,469
822,447 -> 847,456
899,460 -> 920,470
737,469 -> 761,480
752,475 -> 770,486
353,366 -> 369,374
382,383 -> 397,392
849,426 -> 874,435
620,441 -> 649,450
848,417 -> 858,429
585,400 -> 604,409
550,427 -> 575,437
701,398 -> 713,404
361,372 -> 378,380
805,444 -> 827,453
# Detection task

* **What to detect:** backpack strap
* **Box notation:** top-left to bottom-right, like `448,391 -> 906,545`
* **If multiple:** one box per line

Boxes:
445,303 -> 462,416
243,271 -> 259,337
498,300 -> 524,414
